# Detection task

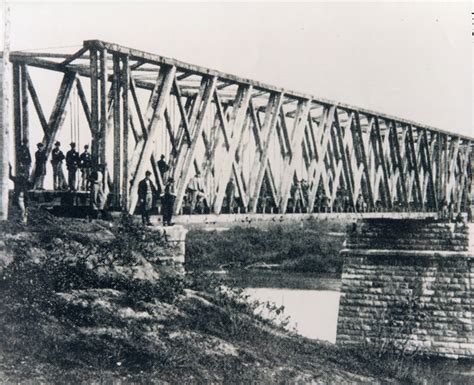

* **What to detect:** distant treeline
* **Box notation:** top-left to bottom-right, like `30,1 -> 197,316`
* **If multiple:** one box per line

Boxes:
185,219 -> 348,275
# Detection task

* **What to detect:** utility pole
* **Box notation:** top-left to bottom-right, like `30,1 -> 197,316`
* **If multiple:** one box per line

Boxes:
0,0 -> 10,220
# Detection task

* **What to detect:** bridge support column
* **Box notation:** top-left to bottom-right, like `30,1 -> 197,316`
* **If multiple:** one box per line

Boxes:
336,219 -> 473,358
144,225 -> 188,274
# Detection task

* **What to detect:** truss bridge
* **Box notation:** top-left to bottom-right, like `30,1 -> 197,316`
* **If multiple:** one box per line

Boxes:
8,40 -> 473,220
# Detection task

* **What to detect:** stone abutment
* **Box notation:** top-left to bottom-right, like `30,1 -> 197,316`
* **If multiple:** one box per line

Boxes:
336,219 -> 473,358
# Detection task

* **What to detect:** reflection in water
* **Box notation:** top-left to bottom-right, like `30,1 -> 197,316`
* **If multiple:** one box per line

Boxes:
245,288 -> 341,343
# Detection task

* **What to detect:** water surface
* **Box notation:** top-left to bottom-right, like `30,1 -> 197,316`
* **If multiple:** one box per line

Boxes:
245,287 -> 340,343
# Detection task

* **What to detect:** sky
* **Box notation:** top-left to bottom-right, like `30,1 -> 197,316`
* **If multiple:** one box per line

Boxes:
2,0 -> 473,137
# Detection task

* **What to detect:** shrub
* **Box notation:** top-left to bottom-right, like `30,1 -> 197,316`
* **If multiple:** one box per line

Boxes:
186,221 -> 346,274
184,271 -> 290,339
355,294 -> 430,380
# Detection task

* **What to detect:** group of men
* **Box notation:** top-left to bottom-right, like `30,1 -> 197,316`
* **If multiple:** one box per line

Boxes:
10,139 -> 103,222
47,141 -> 91,191
12,142 -> 246,225
137,157 -> 212,226
138,155 -> 176,226
16,139 -> 92,192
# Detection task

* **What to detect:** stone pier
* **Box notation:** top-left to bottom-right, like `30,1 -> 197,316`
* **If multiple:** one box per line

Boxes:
146,225 -> 188,273
336,219 -> 473,358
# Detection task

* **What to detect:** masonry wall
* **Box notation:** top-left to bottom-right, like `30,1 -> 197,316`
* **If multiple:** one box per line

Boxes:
146,225 -> 188,274
336,219 -> 473,358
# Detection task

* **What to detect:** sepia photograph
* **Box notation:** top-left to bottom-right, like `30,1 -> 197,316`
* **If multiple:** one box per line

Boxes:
0,0 -> 473,383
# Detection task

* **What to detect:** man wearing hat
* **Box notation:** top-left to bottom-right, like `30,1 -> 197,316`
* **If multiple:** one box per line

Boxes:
161,177 -> 176,226
187,171 -> 206,213
33,142 -> 47,190
66,142 -> 80,191
157,154 -> 170,179
138,170 -> 157,225
79,144 -> 92,191
51,141 -> 66,190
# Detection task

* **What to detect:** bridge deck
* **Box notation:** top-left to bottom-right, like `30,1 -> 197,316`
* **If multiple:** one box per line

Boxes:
160,212 -> 439,227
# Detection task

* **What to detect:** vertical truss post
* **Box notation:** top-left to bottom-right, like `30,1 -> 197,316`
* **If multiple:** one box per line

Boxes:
446,137 -> 460,205
406,125 -> 423,209
121,55 -> 130,211
373,117 -> 392,209
90,47 -> 100,166
112,54 -> 122,209
441,135 -> 446,204
99,48 -> 108,166
421,129 -> 438,211
12,64 -> 21,173
435,133 -> 442,205
456,141 -> 471,213
20,65 -> 29,143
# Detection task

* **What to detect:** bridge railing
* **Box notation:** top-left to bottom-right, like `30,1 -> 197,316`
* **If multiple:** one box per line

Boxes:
7,40 -> 473,216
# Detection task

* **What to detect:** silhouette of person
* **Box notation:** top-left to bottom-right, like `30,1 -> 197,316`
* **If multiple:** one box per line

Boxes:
33,142 -> 46,190
161,177 -> 176,226
138,171 -> 157,225
66,142 -> 80,191
79,144 -> 92,191
51,141 -> 67,190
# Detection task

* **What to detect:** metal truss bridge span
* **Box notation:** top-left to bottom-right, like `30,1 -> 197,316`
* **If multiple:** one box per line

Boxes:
8,40 -> 473,217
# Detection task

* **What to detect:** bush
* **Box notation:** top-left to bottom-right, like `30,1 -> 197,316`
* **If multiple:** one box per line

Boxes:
0,212 -> 184,311
184,271 -> 290,339
351,294 -> 431,381
186,221 -> 346,274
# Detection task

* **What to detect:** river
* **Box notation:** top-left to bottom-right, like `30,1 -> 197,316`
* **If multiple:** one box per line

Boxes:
227,269 -> 474,384
228,270 -> 341,342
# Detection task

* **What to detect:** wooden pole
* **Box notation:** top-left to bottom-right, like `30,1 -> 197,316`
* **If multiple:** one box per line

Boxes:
99,48 -> 108,166
12,64 -> 21,173
0,1 -> 10,220
90,48 -> 99,166
20,65 -> 28,143
121,55 -> 130,211
112,54 -> 121,208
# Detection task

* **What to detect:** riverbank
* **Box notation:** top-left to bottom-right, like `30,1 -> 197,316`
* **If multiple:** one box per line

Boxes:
0,210 -> 468,384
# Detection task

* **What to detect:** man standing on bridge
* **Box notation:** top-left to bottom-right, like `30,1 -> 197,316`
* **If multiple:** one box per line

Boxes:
138,170 -> 157,226
33,142 -> 46,190
51,141 -> 66,190
79,144 -> 92,191
66,142 -> 80,191
161,177 -> 176,226
225,176 -> 236,213
157,154 -> 169,180
187,171 -> 206,213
